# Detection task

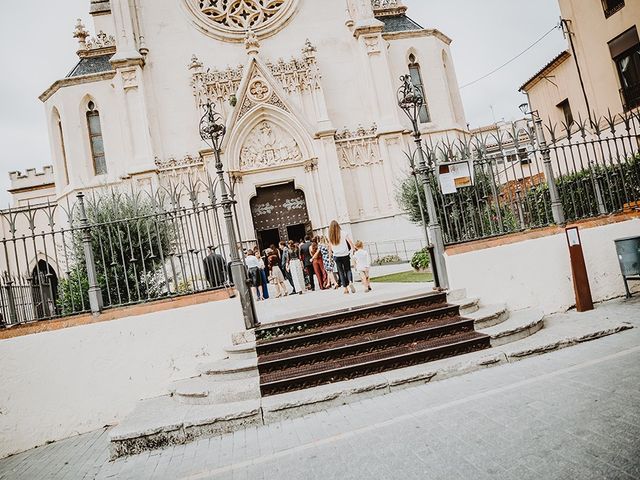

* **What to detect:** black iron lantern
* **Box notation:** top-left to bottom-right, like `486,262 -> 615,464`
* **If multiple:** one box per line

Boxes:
397,74 -> 424,132
199,102 -> 227,154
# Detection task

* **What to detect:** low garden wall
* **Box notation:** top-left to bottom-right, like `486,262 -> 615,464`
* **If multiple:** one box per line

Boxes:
0,293 -> 243,459
446,215 -> 639,314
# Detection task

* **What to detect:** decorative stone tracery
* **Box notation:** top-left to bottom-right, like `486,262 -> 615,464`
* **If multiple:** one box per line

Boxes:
190,39 -> 320,108
240,121 -> 303,170
199,0 -> 285,29
183,0 -> 298,42
335,124 -> 382,170
154,154 -> 204,171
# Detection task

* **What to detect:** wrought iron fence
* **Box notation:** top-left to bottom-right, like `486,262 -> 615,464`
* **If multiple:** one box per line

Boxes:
365,239 -> 427,264
0,172 -> 241,327
411,111 -> 640,245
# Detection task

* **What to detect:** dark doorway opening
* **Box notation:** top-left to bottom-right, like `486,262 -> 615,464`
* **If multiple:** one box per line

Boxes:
250,182 -> 312,245
287,224 -> 307,244
257,228 -> 281,253
31,260 -> 58,319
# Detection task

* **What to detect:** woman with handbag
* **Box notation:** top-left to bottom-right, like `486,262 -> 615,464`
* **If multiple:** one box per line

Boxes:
328,220 -> 356,294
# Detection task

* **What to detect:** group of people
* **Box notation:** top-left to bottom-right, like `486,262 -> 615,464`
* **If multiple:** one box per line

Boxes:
245,220 -> 372,300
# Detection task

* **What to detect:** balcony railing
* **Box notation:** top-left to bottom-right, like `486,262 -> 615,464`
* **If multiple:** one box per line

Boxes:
603,0 -> 625,18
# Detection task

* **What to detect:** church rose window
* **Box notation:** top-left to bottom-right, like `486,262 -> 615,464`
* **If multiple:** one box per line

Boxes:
183,0 -> 298,42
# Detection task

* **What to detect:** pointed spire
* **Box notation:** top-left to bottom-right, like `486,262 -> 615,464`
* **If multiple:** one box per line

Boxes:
73,19 -> 89,50
302,39 -> 316,59
188,54 -> 203,72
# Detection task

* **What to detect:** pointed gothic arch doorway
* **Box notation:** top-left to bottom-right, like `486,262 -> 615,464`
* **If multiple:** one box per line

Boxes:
250,182 -> 312,251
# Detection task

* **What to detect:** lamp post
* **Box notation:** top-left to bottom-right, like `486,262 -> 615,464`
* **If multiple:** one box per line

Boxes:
398,75 -> 449,289
200,102 -> 257,330
519,102 -> 565,225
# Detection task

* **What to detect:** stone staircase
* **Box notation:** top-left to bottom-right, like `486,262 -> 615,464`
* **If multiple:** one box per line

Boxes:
108,290 -> 546,458
256,291 -> 490,396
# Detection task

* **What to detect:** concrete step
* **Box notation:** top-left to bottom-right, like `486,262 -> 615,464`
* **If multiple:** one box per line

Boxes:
224,342 -> 257,360
261,313 -> 632,423
109,396 -> 261,459
169,376 -> 260,405
479,308 -> 545,347
197,357 -> 258,380
450,297 -> 480,315
109,311 -> 633,457
466,304 -> 509,329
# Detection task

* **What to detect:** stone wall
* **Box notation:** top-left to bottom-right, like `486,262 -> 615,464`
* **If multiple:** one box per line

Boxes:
0,297 -> 244,458
446,217 -> 640,314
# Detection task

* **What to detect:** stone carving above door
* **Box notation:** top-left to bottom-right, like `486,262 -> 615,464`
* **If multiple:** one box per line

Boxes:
240,121 -> 303,170
183,0 -> 299,42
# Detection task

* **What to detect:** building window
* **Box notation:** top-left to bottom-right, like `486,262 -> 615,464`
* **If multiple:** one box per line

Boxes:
557,99 -> 574,126
602,0 -> 624,18
57,119 -> 70,185
609,27 -> 640,111
86,101 -> 107,175
408,54 -> 431,124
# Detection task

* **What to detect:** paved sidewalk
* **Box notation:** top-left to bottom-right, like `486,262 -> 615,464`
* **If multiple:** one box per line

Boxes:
1,297 -> 639,480
255,281 -> 434,324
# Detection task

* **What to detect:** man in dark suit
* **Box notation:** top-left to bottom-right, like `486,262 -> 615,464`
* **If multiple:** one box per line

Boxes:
299,235 -> 315,291
203,247 -> 227,288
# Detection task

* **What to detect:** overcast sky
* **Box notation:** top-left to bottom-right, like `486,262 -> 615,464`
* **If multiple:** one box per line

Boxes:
0,0 -> 565,203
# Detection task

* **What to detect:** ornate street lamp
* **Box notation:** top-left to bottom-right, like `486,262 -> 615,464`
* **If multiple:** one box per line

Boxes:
200,101 -> 257,329
397,75 -> 449,289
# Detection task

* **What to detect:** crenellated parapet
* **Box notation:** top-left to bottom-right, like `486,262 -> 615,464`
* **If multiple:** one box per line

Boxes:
8,166 -> 55,193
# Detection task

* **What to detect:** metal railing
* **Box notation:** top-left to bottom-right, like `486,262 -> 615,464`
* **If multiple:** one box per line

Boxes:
0,173 -> 240,327
410,111 -> 640,245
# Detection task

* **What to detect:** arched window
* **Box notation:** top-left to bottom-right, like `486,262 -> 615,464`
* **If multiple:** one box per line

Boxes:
408,54 -> 431,124
86,101 -> 107,175
53,109 -> 70,185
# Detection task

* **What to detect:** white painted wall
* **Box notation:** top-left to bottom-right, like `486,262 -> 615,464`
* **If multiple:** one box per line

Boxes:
0,297 -> 245,459
447,218 -> 640,314
38,0 -> 468,242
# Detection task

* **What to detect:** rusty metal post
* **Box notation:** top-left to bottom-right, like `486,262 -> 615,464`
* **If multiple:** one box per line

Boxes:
565,226 -> 593,312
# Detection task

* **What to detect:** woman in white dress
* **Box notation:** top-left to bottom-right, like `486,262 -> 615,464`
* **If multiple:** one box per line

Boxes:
287,240 -> 306,295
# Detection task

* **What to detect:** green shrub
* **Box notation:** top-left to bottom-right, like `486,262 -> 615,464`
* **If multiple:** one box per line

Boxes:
410,248 -> 430,271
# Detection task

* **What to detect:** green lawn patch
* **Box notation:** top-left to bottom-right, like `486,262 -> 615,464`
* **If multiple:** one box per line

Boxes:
370,270 -> 434,283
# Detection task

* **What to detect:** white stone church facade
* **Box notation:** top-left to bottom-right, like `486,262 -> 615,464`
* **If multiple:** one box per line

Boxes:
32,0 -> 467,249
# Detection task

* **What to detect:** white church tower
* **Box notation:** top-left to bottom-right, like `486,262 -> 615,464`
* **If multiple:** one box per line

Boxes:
39,0 -> 467,246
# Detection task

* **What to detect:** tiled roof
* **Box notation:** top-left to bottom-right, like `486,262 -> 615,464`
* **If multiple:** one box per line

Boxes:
66,54 -> 114,78
379,14 -> 423,33
519,50 -> 571,92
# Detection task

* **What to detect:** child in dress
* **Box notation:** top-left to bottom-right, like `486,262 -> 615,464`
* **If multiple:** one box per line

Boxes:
353,240 -> 372,292
267,248 -> 288,298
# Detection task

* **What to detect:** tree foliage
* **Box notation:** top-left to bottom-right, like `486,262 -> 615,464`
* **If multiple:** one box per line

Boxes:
58,192 -> 173,315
